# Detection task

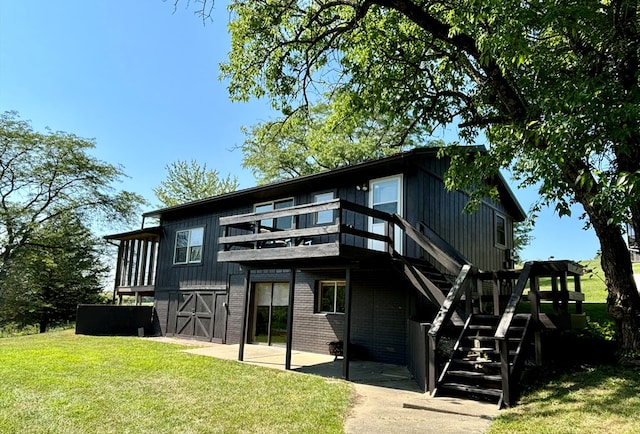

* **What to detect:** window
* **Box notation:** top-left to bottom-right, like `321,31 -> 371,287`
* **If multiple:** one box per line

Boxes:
317,281 -> 346,314
314,192 -> 334,224
369,175 -> 403,252
174,227 -> 204,264
255,198 -> 294,230
495,213 -> 507,248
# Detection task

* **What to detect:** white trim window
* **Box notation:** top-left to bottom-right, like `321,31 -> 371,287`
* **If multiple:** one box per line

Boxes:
255,198 -> 294,230
174,227 -> 204,264
317,281 -> 346,314
368,175 -> 403,253
495,213 -> 507,248
314,192 -> 335,224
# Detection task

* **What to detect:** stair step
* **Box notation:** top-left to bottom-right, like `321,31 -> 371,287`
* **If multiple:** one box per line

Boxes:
463,336 -> 520,342
472,314 -> 500,320
468,325 -> 496,330
439,382 -> 502,398
451,359 -> 507,368
457,346 -> 498,353
446,370 -> 502,382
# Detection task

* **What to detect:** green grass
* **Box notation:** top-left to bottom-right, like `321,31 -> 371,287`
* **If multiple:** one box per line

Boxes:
488,365 -> 640,434
0,331 -> 351,434
491,258 -> 640,433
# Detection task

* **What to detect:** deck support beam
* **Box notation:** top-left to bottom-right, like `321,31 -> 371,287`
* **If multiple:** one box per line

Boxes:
342,267 -> 352,380
285,269 -> 296,370
238,269 -> 251,362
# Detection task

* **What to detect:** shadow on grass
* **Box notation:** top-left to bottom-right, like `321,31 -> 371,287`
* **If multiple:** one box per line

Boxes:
495,365 -> 640,430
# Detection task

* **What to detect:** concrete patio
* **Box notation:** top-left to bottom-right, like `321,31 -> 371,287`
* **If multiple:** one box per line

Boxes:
149,337 -> 500,433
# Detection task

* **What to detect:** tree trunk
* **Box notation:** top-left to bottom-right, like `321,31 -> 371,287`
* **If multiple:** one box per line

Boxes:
39,314 -> 49,333
588,214 -> 640,356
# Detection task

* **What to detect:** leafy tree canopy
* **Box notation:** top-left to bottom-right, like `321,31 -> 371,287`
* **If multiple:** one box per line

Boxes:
0,212 -> 109,332
0,111 -> 144,331
216,1 -> 640,354
0,111 -> 144,277
242,103 -> 442,184
154,159 -> 239,207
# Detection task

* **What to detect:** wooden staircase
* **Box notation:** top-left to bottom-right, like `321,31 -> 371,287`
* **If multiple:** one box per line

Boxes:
434,313 -> 533,406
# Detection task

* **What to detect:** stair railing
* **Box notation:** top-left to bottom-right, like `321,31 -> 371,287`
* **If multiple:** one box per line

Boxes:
494,261 -> 535,407
426,264 -> 474,393
392,214 -> 471,275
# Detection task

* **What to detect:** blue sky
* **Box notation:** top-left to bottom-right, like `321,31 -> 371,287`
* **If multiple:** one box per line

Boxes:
0,0 -> 601,261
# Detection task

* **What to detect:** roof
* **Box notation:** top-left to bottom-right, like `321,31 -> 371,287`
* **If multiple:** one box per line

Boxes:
103,226 -> 162,241
142,147 -> 526,222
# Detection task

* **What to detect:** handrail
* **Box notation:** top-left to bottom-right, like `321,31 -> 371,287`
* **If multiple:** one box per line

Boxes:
494,262 -> 534,340
219,199 -> 342,226
218,198 -> 396,253
427,264 -> 473,337
393,214 -> 469,275
418,221 -> 472,270
426,264 -> 473,392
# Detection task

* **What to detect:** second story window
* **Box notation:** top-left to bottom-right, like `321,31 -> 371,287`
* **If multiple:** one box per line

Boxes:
174,227 -> 204,264
495,213 -> 507,248
255,198 -> 294,230
314,192 -> 335,224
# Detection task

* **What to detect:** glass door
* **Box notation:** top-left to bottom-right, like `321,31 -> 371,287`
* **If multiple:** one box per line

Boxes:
368,175 -> 403,253
252,282 -> 289,346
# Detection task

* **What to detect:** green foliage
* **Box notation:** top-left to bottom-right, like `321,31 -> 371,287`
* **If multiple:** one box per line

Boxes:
154,159 -> 239,207
0,212 -> 110,332
512,218 -> 534,263
241,103 -> 432,183
218,0 -> 640,352
0,111 -> 144,330
0,331 -> 351,433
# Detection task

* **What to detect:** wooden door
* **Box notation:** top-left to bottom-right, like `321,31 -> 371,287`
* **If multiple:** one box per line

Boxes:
174,290 -> 227,342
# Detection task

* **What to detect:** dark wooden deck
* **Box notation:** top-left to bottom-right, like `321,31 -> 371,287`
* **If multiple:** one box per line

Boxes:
217,199 -> 395,268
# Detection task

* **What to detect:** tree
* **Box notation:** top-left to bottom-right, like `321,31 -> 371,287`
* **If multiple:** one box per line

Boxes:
242,102 -> 434,184
154,160 -> 239,206
513,219 -> 535,264
214,1 -> 640,356
0,212 -> 109,332
0,111 -> 144,329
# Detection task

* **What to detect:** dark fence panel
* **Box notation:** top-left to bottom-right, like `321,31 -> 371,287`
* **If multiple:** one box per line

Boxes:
75,305 -> 157,336
407,319 -> 430,392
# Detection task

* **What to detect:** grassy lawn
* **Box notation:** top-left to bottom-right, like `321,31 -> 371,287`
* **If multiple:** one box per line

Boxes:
490,257 -> 640,433
0,331 -> 351,434
488,365 -> 640,434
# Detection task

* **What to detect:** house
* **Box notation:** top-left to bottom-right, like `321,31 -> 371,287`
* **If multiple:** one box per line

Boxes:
102,147 -> 585,407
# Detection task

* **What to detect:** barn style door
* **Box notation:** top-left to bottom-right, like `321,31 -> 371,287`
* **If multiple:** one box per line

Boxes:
173,290 -> 227,343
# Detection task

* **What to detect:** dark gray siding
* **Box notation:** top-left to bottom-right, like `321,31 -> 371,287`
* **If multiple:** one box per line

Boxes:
403,156 -> 514,271
150,153 -> 519,352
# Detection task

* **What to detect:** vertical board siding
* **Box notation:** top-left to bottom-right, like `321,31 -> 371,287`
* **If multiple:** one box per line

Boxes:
149,155 -> 519,359
408,155 -> 514,271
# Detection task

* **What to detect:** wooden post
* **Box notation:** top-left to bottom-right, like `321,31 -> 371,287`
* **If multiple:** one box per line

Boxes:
127,240 -> 136,286
500,338 -> 511,407
238,269 -> 251,362
529,275 -> 542,366
112,241 -> 125,304
285,269 -> 296,370
574,275 -> 583,314
427,334 -> 437,394
138,240 -> 149,287
386,220 -> 394,255
492,277 -> 501,316
342,268 -> 352,380
559,271 -> 569,314
550,274 -> 559,314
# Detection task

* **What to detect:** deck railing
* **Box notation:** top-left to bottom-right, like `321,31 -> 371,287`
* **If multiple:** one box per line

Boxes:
217,199 -> 398,262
